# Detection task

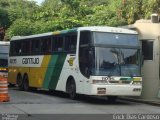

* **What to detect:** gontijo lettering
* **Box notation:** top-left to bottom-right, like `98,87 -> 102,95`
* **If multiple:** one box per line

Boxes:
22,58 -> 39,64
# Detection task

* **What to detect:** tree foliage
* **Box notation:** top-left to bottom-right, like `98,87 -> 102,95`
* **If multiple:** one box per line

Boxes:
0,0 -> 159,40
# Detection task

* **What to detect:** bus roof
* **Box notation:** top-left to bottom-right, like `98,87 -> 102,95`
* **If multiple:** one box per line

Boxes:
77,26 -> 137,34
11,32 -> 53,41
11,26 -> 137,41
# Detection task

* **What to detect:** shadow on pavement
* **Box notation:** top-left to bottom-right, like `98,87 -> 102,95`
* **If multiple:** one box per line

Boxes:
9,86 -> 133,105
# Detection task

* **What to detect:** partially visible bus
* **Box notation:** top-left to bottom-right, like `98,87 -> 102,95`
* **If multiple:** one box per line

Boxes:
8,26 -> 142,101
0,41 -> 10,77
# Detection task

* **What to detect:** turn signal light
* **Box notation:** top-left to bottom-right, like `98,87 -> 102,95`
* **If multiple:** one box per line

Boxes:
0,68 -> 7,71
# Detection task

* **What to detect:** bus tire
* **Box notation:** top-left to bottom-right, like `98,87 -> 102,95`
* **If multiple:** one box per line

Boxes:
67,78 -> 76,100
107,96 -> 118,103
23,74 -> 30,91
17,74 -> 23,90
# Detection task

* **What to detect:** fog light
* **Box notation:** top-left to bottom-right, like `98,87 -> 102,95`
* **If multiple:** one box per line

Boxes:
132,81 -> 142,85
133,88 -> 141,92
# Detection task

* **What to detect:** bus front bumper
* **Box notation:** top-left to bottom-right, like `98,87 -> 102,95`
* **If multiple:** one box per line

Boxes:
89,84 -> 142,96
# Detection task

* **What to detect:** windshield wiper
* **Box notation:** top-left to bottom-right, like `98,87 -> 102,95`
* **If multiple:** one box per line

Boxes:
118,49 -> 135,77
119,49 -> 139,77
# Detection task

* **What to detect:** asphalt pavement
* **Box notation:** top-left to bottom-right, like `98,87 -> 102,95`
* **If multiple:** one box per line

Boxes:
0,87 -> 160,120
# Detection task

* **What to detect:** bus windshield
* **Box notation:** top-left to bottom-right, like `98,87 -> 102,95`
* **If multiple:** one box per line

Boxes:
88,32 -> 141,77
91,47 -> 141,77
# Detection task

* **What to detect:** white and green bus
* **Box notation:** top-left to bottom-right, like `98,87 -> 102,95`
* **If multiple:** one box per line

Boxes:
8,26 -> 142,101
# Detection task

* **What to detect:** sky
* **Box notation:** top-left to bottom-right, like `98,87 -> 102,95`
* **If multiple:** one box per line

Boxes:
28,0 -> 45,5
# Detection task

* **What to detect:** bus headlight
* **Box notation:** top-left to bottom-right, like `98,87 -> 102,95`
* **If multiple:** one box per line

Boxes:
132,81 -> 142,85
92,80 -> 108,84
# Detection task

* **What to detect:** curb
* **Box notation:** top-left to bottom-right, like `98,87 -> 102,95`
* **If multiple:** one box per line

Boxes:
119,97 -> 160,106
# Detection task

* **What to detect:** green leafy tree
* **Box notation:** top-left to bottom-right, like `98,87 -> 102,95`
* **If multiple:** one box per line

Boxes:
7,19 -> 34,37
0,0 -> 159,39
121,0 -> 160,24
0,8 -> 9,28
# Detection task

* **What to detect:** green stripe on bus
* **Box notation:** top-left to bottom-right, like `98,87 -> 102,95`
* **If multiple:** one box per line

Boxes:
49,54 -> 67,89
43,54 -> 67,90
43,55 -> 59,88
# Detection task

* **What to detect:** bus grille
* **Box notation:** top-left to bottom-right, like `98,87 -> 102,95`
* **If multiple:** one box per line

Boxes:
109,80 -> 131,84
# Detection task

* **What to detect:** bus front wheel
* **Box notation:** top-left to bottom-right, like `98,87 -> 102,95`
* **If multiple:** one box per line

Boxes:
67,79 -> 76,100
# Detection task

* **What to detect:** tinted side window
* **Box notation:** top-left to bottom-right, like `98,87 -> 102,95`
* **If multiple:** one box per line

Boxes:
80,31 -> 91,45
52,36 -> 64,52
10,40 -> 22,56
10,41 -> 16,56
41,37 -> 51,54
31,38 -> 41,54
64,34 -> 77,52
10,41 -> 22,56
22,40 -> 30,55
141,40 -> 153,60
0,59 -> 7,67
79,31 -> 92,78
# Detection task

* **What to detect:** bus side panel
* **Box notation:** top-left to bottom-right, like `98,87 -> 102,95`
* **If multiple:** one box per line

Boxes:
8,67 -> 18,84
55,55 -> 84,94
8,67 -> 29,84
29,55 -> 51,88
42,55 -> 59,89
42,54 -> 67,90
55,55 -> 78,92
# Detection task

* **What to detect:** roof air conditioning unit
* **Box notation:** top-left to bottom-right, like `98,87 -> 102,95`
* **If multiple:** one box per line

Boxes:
151,13 -> 159,23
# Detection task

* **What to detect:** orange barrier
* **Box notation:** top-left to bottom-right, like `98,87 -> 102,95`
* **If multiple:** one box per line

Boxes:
0,77 -> 10,102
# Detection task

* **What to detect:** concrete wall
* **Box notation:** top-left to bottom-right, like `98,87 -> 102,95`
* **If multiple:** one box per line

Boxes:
133,20 -> 160,101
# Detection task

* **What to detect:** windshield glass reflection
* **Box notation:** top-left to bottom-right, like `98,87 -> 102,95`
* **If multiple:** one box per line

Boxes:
90,47 -> 141,77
